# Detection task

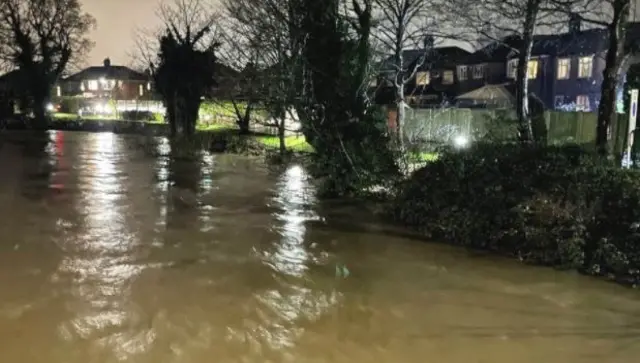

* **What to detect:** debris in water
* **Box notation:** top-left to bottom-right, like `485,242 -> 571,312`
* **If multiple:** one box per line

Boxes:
335,264 -> 350,278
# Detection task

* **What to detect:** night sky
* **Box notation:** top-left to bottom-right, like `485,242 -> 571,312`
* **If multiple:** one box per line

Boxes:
78,0 -> 640,68
80,0 -> 162,67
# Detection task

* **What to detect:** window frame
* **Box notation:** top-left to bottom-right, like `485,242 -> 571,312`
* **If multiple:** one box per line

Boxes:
457,65 -> 468,81
416,71 -> 430,86
557,58 -> 570,80
578,56 -> 593,78
442,70 -> 454,84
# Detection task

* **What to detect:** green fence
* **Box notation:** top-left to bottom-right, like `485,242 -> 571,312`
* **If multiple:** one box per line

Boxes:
401,107 -> 629,152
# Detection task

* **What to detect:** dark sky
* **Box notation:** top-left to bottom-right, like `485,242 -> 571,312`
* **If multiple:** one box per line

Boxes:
78,0 -> 640,68
80,0 -> 162,67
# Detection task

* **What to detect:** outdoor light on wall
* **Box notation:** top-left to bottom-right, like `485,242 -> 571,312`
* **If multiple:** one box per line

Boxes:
46,103 -> 54,112
453,135 -> 469,148
94,103 -> 108,114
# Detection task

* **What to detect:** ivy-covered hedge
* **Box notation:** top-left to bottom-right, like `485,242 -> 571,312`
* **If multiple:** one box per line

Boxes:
393,142 -> 640,285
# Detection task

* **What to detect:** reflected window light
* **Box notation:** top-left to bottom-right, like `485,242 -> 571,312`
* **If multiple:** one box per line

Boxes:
155,136 -> 171,229
156,136 -> 171,156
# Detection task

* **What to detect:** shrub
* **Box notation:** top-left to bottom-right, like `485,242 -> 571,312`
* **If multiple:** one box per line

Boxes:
308,106 -> 400,198
393,142 -> 640,284
57,97 -> 83,114
120,110 -> 156,122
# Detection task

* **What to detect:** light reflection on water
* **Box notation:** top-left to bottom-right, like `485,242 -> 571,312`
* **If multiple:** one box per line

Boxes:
1,131 -> 640,363
56,132 -> 152,359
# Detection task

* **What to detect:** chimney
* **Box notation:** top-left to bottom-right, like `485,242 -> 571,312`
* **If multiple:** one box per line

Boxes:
103,58 -> 111,67
423,35 -> 435,49
569,13 -> 581,34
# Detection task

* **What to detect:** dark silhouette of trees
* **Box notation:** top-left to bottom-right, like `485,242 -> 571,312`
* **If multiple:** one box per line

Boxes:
145,0 -> 219,138
223,0 -> 305,148
223,0 -> 399,195
0,0 -> 95,126
295,0 -> 400,195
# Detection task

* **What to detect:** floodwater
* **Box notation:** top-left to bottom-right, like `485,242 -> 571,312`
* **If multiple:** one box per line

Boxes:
0,131 -> 639,363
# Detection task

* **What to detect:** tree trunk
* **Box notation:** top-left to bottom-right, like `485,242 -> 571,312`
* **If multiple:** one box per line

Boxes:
392,25 -> 405,149
395,89 -> 405,149
32,95 -> 48,130
515,0 -> 539,144
278,116 -> 286,155
233,99 -> 252,135
596,0 -> 629,157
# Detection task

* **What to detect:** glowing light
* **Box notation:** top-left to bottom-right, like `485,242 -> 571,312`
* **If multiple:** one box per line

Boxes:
453,135 -> 469,148
46,103 -> 54,111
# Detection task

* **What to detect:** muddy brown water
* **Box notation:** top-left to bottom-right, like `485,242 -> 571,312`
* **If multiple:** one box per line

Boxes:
1,131 -> 639,363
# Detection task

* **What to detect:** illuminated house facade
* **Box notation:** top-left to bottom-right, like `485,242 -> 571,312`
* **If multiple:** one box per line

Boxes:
57,58 -> 153,101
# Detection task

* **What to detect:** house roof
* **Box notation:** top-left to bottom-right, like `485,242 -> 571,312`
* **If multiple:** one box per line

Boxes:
379,46 -> 471,72
63,65 -> 149,82
464,23 -> 640,65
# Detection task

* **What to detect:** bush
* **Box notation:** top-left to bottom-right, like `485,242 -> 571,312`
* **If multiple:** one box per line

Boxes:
393,142 -> 640,284
57,97 -> 83,114
120,110 -> 157,122
308,106 -> 400,198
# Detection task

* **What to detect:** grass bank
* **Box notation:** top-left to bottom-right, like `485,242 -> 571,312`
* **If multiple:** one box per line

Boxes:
392,142 -> 640,287
48,113 -> 315,153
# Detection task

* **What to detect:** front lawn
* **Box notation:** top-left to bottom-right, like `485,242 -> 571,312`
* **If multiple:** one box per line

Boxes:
255,135 -> 314,153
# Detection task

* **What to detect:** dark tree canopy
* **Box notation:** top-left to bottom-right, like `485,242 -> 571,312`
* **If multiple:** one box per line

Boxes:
146,0 -> 219,138
153,29 -> 218,136
0,0 -> 95,124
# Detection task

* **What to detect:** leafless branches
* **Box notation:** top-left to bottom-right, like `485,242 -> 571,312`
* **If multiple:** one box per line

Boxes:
130,0 -> 220,71
0,0 -> 96,73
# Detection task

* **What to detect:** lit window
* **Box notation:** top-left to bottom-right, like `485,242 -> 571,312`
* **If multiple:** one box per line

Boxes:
457,65 -> 468,81
507,58 -> 518,79
56,86 -> 61,97
472,65 -> 484,79
99,78 -> 115,90
416,71 -> 430,85
557,58 -> 570,79
147,82 -> 151,90
87,80 -> 98,91
442,70 -> 454,84
117,80 -> 123,87
576,95 -> 590,111
139,84 -> 144,96
578,56 -> 592,78
80,82 -> 85,91
527,60 -> 538,79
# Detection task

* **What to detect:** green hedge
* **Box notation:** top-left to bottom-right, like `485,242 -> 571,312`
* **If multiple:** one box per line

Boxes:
393,143 -> 640,285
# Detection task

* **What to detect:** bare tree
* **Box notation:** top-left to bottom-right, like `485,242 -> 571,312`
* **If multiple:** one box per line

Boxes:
372,0 -> 447,148
223,0 -> 304,153
0,0 -> 95,125
215,17 -> 265,135
450,0 -> 563,143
